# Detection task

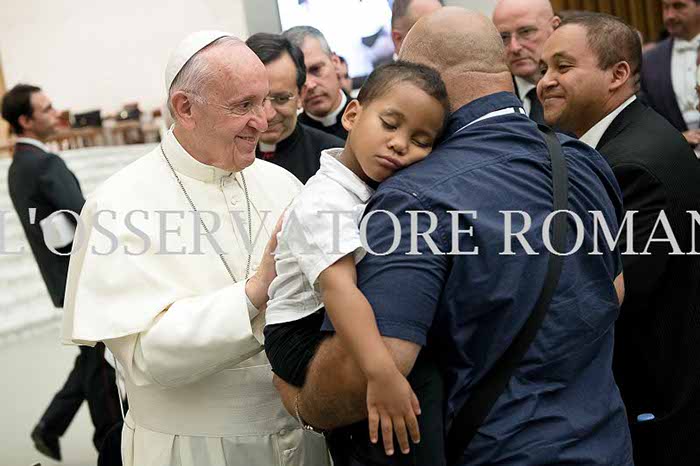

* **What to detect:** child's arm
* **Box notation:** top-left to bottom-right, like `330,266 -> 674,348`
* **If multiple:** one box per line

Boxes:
319,254 -> 421,456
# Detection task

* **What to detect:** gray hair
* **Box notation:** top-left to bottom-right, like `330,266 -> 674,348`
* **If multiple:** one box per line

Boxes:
167,36 -> 242,119
283,26 -> 332,57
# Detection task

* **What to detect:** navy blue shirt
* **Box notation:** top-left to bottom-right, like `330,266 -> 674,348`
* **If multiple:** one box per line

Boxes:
324,92 -> 633,465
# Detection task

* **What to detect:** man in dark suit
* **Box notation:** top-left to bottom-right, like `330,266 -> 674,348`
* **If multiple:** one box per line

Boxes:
2,84 -> 121,462
540,13 -> 700,465
246,33 -> 343,183
641,0 -> 700,146
492,0 -> 560,125
283,26 -> 350,140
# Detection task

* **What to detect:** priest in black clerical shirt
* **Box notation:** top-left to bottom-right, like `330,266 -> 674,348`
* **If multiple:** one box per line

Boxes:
283,26 -> 351,140
247,33 -> 344,184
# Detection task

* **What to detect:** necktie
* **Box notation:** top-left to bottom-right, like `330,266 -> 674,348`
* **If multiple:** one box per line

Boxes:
527,88 -> 546,125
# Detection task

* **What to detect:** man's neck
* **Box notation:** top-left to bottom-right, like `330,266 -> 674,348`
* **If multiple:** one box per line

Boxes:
677,27 -> 700,42
575,92 -> 633,138
20,131 -> 43,142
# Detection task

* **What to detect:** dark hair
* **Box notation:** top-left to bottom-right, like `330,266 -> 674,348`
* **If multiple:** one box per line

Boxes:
1,84 -> 41,135
357,61 -> 450,122
391,0 -> 444,28
246,33 -> 307,91
560,12 -> 642,87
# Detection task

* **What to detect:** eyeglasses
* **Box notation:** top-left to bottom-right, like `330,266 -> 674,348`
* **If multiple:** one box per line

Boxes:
500,26 -> 539,46
266,93 -> 297,107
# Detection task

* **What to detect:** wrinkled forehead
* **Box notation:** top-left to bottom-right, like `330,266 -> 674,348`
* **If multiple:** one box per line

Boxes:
494,5 -> 550,31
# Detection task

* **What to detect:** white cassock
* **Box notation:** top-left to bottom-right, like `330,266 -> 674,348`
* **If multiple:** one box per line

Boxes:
62,129 -> 330,466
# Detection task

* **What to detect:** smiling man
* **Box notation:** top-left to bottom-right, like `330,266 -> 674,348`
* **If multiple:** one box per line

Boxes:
284,26 -> 350,140
492,0 -> 560,124
62,31 -> 330,466
539,13 -> 700,465
247,33 -> 343,183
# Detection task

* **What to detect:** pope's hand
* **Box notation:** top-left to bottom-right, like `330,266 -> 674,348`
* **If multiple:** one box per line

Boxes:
245,214 -> 285,310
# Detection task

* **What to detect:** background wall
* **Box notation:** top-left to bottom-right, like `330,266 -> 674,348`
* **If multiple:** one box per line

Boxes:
0,0 -> 249,114
0,1 -> 497,116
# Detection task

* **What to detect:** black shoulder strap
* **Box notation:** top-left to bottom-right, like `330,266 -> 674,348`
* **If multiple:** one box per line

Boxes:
446,125 -> 569,464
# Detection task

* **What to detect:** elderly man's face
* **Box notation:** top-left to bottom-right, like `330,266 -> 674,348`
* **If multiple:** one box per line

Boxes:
538,24 -> 612,137
392,0 -> 442,54
662,0 -> 700,40
493,2 -> 558,82
300,37 -> 343,117
192,46 -> 269,171
261,52 -> 301,145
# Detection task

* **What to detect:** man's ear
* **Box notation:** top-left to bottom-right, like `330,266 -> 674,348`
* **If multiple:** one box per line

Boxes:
609,61 -> 632,92
18,114 -> 32,134
391,30 -> 403,54
331,53 -> 342,79
551,15 -> 561,30
341,100 -> 361,132
170,91 -> 196,129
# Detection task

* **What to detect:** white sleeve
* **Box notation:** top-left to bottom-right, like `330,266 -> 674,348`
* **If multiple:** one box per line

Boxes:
105,281 -> 263,388
284,201 -> 364,287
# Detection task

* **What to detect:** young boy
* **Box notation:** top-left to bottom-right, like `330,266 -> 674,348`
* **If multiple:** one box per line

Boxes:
264,61 -> 450,461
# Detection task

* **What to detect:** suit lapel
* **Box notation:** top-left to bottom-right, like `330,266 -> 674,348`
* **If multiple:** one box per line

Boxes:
597,100 -> 643,150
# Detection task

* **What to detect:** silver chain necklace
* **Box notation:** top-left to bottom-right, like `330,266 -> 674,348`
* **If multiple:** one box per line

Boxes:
160,144 -> 252,283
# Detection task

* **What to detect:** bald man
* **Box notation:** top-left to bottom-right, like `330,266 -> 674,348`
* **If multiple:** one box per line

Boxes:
492,0 -> 560,124
274,7 -> 633,466
390,0 -> 443,55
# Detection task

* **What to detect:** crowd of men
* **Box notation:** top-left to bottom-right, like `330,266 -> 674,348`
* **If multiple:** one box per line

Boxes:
3,0 -> 700,465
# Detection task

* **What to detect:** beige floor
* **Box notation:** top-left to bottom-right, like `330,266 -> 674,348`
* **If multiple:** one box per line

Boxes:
1,322 -> 97,466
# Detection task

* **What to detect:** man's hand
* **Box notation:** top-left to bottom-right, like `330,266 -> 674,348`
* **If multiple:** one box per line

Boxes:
245,214 -> 285,310
682,129 -> 700,146
366,366 -> 421,456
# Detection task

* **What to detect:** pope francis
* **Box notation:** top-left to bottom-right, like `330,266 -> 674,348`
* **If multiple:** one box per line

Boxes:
62,31 -> 330,465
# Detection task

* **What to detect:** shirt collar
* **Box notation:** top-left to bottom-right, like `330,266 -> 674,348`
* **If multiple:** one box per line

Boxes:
514,75 -> 537,101
673,33 -> 700,52
305,91 -> 348,127
580,95 -> 636,149
162,127 -> 239,184
16,137 -> 49,153
444,92 -> 525,139
318,148 -> 374,202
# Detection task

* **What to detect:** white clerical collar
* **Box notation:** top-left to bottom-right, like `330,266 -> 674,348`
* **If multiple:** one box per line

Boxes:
258,141 -> 276,152
673,33 -> 700,52
580,95 -> 636,149
163,127 -> 240,184
306,91 -> 347,127
16,137 -> 49,153
514,75 -> 537,101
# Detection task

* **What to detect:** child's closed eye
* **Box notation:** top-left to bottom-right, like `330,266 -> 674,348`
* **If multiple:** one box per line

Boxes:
380,119 -> 398,131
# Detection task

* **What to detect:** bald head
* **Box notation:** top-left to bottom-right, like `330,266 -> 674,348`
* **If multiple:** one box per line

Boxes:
492,0 -> 559,82
399,7 -> 512,109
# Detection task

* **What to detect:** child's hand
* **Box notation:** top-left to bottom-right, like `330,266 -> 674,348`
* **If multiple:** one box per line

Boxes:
366,367 -> 421,456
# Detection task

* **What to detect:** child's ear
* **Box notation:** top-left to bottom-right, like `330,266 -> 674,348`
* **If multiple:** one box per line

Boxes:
341,99 -> 361,132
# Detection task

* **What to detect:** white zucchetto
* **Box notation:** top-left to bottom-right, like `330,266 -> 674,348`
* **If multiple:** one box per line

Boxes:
165,30 -> 234,92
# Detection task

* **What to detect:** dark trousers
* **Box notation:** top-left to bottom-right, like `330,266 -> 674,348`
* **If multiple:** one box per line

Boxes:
326,350 -> 446,466
39,343 -> 121,450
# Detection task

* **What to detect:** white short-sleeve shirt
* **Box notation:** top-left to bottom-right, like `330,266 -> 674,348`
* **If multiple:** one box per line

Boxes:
266,148 -> 374,326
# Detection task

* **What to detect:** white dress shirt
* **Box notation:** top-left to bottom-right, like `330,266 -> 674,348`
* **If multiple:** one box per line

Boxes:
266,148 -> 373,326
671,34 -> 700,130
514,75 -> 537,116
580,95 -> 637,149
305,90 -> 348,127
